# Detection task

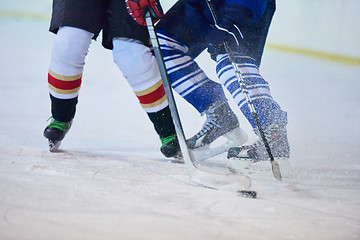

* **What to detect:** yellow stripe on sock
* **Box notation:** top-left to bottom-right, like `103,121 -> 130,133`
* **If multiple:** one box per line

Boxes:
140,95 -> 167,108
49,69 -> 83,81
48,84 -> 81,94
135,79 -> 163,96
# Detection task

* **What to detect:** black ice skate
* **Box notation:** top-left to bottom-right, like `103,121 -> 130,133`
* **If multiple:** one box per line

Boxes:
227,123 -> 290,174
187,101 -> 248,161
43,117 -> 72,152
160,134 -> 181,158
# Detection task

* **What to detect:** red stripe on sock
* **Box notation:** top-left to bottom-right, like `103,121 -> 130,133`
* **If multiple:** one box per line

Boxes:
137,85 -> 166,104
48,73 -> 82,90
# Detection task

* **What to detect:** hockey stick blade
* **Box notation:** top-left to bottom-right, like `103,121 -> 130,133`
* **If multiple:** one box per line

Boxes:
271,160 -> 282,180
145,13 -> 251,191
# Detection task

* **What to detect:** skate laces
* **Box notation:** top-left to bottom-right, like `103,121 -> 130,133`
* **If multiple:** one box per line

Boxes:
160,134 -> 177,147
195,116 -> 218,138
46,117 -> 71,132
194,102 -> 224,138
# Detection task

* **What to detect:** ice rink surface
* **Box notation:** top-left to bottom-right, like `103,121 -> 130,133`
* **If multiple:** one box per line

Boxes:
0,1 -> 359,240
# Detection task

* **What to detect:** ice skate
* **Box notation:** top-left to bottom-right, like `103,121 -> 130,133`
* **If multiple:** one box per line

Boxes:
187,101 -> 248,161
160,134 -> 181,159
227,123 -> 291,174
43,117 -> 72,152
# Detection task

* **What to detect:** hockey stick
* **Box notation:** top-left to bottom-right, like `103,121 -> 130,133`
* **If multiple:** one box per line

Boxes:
205,0 -> 282,181
145,12 -> 251,191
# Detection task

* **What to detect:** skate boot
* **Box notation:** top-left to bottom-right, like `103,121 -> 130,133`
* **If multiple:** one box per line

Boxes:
43,117 -> 72,152
187,101 -> 248,161
160,134 -> 181,158
227,123 -> 291,175
227,123 -> 290,161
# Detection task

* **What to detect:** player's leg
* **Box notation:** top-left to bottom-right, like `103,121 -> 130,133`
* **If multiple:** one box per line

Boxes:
156,1 -> 248,158
44,0 -> 107,151
207,0 -> 290,161
112,38 -> 181,158
44,26 -> 94,151
105,0 -> 181,158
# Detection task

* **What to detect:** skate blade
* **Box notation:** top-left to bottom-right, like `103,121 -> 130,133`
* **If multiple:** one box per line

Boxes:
190,127 -> 248,162
227,158 -> 254,175
49,140 -> 61,152
171,156 -> 185,164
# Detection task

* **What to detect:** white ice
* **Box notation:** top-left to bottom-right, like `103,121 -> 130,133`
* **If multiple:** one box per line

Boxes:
0,1 -> 359,240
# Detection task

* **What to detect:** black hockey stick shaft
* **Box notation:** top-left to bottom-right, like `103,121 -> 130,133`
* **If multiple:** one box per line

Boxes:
144,12 -> 195,177
206,0 -> 281,181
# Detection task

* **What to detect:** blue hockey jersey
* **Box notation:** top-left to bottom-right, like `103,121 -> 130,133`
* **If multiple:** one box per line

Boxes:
187,0 -> 268,22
